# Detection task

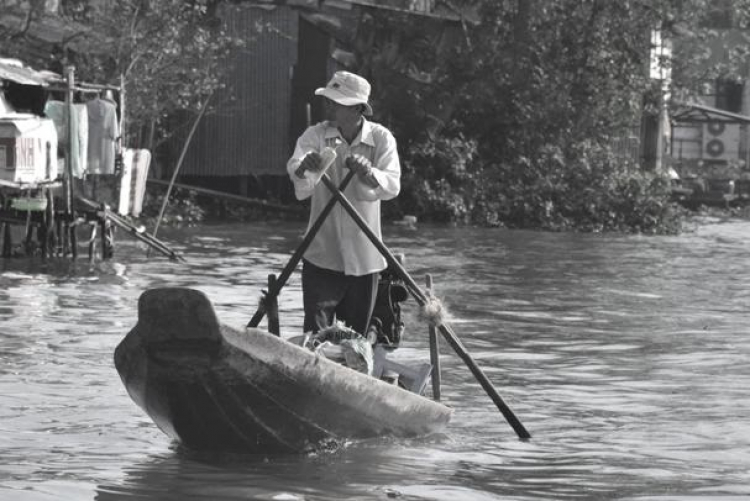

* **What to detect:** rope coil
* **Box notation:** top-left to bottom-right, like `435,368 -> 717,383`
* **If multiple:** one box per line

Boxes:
419,290 -> 449,327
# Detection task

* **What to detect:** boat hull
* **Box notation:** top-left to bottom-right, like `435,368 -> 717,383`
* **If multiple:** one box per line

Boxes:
114,287 -> 452,454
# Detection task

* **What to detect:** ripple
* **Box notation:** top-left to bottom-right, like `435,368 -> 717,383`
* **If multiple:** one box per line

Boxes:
2,222 -> 750,500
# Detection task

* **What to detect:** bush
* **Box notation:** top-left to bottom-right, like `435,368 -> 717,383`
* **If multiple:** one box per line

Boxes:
397,134 -> 684,234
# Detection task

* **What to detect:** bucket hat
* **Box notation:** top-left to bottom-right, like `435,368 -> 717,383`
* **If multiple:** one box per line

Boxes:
315,71 -> 373,116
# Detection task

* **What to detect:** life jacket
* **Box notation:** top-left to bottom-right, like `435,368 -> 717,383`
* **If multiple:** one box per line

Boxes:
369,268 -> 409,350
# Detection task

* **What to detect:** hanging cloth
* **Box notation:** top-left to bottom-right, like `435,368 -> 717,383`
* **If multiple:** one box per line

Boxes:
43,100 -> 88,178
86,96 -> 119,175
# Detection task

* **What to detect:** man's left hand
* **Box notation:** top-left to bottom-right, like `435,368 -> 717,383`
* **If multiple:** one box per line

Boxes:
346,154 -> 373,177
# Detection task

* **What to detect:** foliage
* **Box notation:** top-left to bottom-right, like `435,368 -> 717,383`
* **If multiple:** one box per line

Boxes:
137,184 -> 306,228
138,187 -> 207,228
57,0 -> 242,149
398,130 -> 479,223
366,0 -> 750,233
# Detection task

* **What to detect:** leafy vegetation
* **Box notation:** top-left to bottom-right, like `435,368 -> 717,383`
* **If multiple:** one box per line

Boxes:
36,0 -> 241,150
3,0 -> 748,233
370,0 -> 750,233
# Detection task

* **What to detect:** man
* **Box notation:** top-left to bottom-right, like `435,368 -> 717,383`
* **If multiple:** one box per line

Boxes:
287,71 -> 401,335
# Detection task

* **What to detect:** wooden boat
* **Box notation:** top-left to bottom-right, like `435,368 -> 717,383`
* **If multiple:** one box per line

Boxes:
114,287 -> 452,454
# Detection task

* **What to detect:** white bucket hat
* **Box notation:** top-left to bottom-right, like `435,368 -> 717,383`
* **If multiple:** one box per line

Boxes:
315,71 -> 373,116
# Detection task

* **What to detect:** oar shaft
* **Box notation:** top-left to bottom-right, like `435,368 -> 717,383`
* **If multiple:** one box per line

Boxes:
318,174 -> 531,440
247,169 -> 357,328
436,323 -> 531,439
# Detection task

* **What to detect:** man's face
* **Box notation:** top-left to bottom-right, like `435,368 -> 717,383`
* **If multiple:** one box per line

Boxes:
324,98 -> 361,124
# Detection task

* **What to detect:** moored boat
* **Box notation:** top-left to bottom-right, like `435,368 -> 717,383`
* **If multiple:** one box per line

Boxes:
114,287 -> 452,454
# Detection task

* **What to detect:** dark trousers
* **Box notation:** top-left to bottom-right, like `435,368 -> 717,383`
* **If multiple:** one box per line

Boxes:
302,259 -> 379,335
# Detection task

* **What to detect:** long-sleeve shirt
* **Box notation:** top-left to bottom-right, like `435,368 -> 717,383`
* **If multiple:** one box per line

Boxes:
287,118 -> 401,276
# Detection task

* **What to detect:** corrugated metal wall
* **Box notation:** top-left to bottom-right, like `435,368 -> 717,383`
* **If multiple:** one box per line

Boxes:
181,5 -> 298,177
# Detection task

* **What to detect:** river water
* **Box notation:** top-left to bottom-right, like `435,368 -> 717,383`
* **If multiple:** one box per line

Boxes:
1,217 -> 749,501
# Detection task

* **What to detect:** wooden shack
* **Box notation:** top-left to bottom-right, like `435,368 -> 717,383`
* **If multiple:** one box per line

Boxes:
170,0 -> 465,202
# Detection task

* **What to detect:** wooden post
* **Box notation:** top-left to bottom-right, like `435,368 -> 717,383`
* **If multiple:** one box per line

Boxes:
63,67 -> 76,258
104,222 -> 114,259
38,218 -> 47,260
426,274 -> 442,401
267,274 -> 280,336
118,74 -> 126,148
100,218 -> 107,259
64,66 -> 75,216
1,223 -> 11,258
70,222 -> 78,259
23,210 -> 33,256
88,223 -> 97,262
57,217 -> 67,257
44,188 -> 55,259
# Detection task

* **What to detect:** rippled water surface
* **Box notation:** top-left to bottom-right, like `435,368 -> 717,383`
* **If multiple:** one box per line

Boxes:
1,218 -> 749,500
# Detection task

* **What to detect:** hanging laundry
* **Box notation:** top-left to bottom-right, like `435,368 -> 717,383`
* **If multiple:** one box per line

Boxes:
86,95 -> 119,175
43,100 -> 88,178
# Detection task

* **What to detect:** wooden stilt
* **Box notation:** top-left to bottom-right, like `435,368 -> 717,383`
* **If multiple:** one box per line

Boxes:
56,219 -> 64,256
23,211 -> 33,257
87,222 -> 98,262
426,274 -> 442,401
1,223 -> 11,258
44,189 -> 56,258
102,218 -> 114,260
71,219 -> 79,259
38,219 -> 48,260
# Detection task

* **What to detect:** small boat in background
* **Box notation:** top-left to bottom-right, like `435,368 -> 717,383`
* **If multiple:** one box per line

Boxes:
114,287 -> 452,454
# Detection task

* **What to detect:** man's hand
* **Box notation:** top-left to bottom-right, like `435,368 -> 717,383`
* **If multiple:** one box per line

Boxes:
296,151 -> 322,178
346,154 -> 373,177
346,154 -> 379,187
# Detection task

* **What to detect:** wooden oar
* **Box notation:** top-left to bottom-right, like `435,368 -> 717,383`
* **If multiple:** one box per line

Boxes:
246,163 -> 356,328
318,173 -> 531,440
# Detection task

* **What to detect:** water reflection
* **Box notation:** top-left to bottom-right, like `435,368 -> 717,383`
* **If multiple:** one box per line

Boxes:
2,219 -> 750,500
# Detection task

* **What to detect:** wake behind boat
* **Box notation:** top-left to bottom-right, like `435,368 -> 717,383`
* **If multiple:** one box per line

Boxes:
114,287 -> 452,454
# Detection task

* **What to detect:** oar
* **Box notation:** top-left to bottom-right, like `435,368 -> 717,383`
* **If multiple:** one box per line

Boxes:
318,173 -> 532,440
246,153 -> 354,328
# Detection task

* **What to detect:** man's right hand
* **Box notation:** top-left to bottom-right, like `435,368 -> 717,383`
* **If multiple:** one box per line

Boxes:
297,151 -> 323,177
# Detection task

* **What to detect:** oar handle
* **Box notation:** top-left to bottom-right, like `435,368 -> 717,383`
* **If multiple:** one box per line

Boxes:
247,168 -> 357,328
318,174 -> 531,440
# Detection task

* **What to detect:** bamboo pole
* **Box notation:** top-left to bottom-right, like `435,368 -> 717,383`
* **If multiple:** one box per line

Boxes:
152,95 -> 212,241
64,66 -> 75,216
247,169 -> 357,328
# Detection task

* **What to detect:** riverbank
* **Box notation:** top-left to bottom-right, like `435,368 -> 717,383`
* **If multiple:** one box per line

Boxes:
133,181 -> 750,234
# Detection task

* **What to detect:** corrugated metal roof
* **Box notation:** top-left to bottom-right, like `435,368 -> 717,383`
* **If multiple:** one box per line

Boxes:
0,58 -> 51,86
672,102 -> 750,124
241,0 -> 467,22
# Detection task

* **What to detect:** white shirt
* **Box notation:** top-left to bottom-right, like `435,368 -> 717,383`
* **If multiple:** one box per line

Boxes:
287,119 -> 401,276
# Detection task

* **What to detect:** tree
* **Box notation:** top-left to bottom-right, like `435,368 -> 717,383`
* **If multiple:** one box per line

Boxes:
370,0 -> 748,232
3,0 -> 242,151
80,1 -> 243,150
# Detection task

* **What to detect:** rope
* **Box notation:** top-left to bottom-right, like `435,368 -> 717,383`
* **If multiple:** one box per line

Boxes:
419,290 -> 450,328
